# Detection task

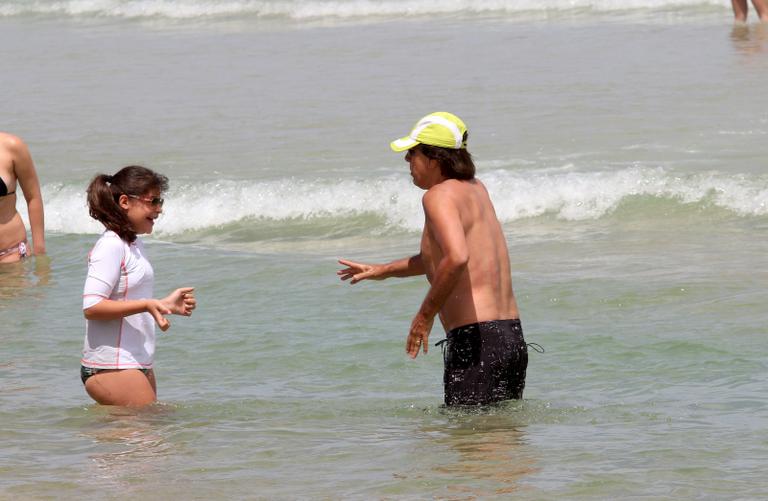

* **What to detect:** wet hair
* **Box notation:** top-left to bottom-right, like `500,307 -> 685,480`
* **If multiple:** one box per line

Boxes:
414,132 -> 475,180
86,165 -> 169,243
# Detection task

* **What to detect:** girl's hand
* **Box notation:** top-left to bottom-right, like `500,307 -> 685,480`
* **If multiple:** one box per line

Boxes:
147,288 -> 196,331
146,299 -> 172,331
162,287 -> 196,316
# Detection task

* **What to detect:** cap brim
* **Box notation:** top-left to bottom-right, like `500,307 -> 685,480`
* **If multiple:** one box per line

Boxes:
390,136 -> 419,152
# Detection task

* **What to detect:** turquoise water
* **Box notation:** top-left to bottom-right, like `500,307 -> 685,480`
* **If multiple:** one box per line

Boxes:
2,1 -> 768,498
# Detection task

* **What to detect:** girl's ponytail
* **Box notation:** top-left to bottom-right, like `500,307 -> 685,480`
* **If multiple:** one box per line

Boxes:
86,173 -> 137,243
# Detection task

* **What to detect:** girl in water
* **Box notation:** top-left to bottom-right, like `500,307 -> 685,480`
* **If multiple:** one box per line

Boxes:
81,165 -> 196,407
0,133 -> 45,263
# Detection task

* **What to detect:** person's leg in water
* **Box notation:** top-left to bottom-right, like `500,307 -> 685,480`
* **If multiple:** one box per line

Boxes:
84,369 -> 157,407
753,0 -> 768,21
733,0 -> 768,21
734,0 -> 750,21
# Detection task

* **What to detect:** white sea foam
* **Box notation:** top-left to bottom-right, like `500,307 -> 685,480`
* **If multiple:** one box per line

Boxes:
0,0 -> 730,20
24,167 -> 768,237
486,167 -> 768,222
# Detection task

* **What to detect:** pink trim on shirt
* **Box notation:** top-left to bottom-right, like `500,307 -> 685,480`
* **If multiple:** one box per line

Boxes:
115,251 -> 128,367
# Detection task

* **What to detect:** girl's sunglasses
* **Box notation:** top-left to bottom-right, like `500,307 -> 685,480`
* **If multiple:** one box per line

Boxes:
128,194 -> 165,208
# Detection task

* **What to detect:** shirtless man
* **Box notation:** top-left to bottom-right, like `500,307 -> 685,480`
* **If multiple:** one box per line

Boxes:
338,112 -> 528,406
0,133 -> 45,263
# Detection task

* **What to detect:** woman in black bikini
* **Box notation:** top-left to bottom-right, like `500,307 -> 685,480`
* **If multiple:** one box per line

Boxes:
0,133 -> 45,263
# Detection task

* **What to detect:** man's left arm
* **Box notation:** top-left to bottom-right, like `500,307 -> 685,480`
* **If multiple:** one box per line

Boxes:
407,189 -> 468,359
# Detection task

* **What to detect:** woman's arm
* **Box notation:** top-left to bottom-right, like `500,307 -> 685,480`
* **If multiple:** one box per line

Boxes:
12,137 -> 45,255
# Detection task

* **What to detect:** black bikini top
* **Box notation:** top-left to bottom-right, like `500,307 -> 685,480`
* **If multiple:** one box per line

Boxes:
0,176 -> 15,197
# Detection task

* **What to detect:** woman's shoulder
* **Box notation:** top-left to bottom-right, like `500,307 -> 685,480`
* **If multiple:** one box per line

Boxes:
0,133 -> 28,153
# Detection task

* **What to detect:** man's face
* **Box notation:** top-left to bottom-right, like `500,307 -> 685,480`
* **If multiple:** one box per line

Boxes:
404,147 -> 435,189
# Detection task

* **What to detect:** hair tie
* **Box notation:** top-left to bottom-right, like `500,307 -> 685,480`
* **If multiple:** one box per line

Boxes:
105,174 -> 114,185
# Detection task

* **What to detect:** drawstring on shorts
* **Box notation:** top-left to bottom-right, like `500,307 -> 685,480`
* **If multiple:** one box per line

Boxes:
435,338 -> 545,358
526,342 -> 545,353
435,338 -> 449,362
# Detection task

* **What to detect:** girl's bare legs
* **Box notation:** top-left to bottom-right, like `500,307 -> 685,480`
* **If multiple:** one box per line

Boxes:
85,369 -> 157,407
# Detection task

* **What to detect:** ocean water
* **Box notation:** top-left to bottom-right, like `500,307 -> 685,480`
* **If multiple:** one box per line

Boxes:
1,0 -> 767,499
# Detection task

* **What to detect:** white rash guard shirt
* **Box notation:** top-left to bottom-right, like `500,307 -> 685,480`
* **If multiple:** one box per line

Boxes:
81,231 -> 156,369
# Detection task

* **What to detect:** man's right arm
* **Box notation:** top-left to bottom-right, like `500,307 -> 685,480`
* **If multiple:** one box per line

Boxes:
337,254 -> 424,284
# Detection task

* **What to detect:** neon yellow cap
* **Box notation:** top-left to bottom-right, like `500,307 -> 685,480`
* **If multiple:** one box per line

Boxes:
390,112 -> 468,152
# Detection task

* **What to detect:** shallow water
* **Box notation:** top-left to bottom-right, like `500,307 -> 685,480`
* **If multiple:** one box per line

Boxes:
2,1 -> 768,498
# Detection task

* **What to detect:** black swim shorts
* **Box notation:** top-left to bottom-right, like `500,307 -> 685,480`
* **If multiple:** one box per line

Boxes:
440,319 -> 528,406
